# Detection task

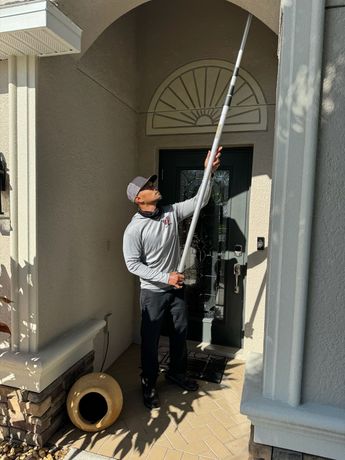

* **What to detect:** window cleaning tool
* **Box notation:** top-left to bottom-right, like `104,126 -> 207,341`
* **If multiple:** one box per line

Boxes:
177,13 -> 252,274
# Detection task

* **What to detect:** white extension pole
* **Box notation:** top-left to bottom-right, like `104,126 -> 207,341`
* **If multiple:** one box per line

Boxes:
177,13 -> 252,274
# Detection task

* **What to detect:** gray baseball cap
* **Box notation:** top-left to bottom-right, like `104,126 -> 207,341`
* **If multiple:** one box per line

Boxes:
126,174 -> 157,202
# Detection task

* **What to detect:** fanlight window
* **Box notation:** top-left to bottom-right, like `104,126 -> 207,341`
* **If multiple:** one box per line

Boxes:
146,59 -> 267,135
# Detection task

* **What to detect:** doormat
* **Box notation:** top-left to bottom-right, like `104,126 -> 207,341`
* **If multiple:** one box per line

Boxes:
159,350 -> 228,384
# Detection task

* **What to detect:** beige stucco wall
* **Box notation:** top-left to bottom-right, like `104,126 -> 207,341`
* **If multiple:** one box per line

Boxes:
0,59 -> 11,348
134,0 -> 278,354
302,5 -> 345,409
36,10 -> 138,369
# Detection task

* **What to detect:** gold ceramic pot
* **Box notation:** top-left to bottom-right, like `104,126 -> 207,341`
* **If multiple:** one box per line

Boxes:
67,372 -> 123,432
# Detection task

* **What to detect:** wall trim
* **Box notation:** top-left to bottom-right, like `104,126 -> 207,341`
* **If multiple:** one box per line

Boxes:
0,319 -> 105,392
242,353 -> 345,460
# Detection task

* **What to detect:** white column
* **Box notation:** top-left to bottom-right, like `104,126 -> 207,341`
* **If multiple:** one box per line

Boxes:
262,0 -> 325,407
9,55 -> 38,353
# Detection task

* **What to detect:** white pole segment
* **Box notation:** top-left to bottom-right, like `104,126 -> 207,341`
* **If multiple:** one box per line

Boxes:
177,14 -> 252,274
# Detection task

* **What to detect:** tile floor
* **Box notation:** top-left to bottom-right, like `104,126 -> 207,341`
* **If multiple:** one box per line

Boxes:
51,344 -> 250,459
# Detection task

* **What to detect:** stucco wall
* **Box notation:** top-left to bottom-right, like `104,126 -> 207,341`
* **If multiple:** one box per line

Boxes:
0,59 -> 11,348
134,0 -> 278,354
36,11 -> 138,369
302,5 -> 345,408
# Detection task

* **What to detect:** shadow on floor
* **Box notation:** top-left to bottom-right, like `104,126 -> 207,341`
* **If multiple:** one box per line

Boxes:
51,344 -> 250,460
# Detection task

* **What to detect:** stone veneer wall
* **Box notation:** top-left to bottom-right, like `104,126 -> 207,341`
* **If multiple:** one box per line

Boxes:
249,427 -> 332,460
0,352 -> 94,446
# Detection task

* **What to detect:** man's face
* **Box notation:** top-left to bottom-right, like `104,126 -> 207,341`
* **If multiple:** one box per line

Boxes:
136,181 -> 162,205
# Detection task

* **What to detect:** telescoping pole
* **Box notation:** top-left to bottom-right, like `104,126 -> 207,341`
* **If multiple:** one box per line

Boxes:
177,13 -> 252,274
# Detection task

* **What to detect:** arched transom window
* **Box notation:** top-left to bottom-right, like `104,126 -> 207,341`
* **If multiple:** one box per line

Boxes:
146,59 -> 267,135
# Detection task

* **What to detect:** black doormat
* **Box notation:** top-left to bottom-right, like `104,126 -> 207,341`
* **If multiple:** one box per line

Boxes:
159,349 -> 228,384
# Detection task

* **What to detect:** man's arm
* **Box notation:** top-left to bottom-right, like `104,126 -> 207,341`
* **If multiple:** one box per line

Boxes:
123,228 -> 170,284
123,228 -> 185,288
172,146 -> 222,222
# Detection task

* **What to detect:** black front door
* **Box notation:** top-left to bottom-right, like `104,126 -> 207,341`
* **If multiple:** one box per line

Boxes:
159,147 -> 252,348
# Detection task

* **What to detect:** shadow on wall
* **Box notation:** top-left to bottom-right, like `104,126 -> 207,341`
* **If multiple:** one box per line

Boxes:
0,256 -> 110,389
244,248 -> 267,339
0,258 -> 39,354
277,51 -> 344,145
0,262 -> 41,390
0,263 -> 11,347
320,52 -> 345,123
0,152 -> 10,234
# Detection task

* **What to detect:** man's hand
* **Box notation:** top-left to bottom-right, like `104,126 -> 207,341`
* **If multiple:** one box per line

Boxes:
204,146 -> 222,172
168,272 -> 185,289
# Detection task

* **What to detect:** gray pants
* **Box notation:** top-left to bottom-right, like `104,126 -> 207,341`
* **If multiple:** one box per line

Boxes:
140,288 -> 188,382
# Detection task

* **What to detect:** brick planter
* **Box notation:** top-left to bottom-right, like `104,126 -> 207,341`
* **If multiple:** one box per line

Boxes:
0,351 -> 94,446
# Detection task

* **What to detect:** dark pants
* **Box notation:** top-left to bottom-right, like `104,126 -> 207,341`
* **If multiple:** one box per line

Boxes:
140,288 -> 188,382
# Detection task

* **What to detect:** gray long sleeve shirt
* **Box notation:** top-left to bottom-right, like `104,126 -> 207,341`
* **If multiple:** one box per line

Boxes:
123,178 -> 213,292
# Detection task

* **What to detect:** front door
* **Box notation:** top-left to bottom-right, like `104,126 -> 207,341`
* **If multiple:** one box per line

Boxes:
159,147 -> 252,348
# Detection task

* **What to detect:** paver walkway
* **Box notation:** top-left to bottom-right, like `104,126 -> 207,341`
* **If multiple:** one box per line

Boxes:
51,344 -> 250,459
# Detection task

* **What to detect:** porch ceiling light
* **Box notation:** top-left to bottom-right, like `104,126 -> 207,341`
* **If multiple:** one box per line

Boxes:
0,0 -> 82,59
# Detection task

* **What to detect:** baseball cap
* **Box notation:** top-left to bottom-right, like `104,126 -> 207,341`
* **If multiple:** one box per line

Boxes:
126,174 -> 157,202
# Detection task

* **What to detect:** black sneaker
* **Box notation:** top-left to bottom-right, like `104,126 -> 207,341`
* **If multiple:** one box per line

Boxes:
165,372 -> 199,391
141,377 -> 160,409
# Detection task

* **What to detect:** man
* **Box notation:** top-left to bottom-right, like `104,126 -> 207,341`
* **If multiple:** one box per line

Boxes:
123,147 -> 221,409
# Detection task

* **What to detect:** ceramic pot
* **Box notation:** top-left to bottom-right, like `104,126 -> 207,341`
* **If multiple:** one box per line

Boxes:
67,372 -> 123,432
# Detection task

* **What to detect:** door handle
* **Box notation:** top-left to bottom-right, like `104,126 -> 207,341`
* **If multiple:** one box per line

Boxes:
234,244 -> 243,257
234,263 -> 241,294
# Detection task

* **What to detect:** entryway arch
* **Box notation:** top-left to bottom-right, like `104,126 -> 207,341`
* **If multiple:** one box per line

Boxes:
58,0 -> 280,56
75,0 -> 277,355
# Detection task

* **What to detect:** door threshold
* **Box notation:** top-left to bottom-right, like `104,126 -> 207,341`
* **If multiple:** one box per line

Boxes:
159,336 -> 245,361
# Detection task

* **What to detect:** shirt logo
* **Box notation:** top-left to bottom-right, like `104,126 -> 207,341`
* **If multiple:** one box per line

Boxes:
162,216 -> 171,226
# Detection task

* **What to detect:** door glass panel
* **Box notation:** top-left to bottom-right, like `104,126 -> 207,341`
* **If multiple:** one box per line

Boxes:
179,170 -> 231,321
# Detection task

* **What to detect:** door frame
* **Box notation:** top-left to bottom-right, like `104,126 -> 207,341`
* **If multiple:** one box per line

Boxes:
158,145 -> 253,350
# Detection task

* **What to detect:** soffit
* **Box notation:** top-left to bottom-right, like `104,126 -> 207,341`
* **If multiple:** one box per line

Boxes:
0,0 -> 81,59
